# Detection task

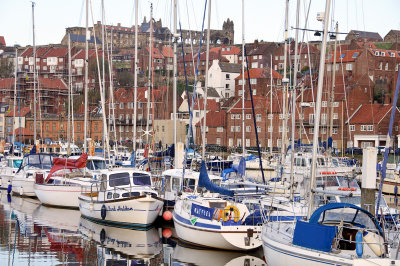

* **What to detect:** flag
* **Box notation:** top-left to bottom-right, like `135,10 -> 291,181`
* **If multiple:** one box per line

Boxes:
190,217 -> 198,225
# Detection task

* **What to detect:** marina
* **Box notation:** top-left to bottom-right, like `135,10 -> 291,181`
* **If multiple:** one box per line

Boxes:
1,0 -> 400,265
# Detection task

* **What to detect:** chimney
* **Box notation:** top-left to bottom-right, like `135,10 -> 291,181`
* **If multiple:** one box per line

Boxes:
117,23 -> 121,27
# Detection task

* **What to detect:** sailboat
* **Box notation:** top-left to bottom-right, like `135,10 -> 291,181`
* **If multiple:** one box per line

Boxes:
262,0 -> 400,265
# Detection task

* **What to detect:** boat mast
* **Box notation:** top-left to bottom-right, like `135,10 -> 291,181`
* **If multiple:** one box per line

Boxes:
68,34 -> 72,155
173,0 -> 177,166
280,0 -> 289,166
146,4 -> 153,147
101,0 -> 106,157
289,0 -> 300,201
329,23 -> 338,143
201,0 -> 211,159
307,0 -> 331,219
32,1 -> 37,145
83,0 -> 89,154
133,0 -> 139,154
13,46 -> 18,145
269,55 -> 273,153
241,0 -> 245,157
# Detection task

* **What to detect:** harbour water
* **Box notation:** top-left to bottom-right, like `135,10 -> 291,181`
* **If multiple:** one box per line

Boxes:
0,192 -> 265,266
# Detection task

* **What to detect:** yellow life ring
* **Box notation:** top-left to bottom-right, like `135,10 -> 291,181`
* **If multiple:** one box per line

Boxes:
223,205 -> 240,223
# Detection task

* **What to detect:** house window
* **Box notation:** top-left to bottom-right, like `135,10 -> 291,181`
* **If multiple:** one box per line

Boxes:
268,114 -> 273,119
238,80 -> 243,85
246,126 -> 251,132
238,90 -> 243,96
379,62 -> 382,70
309,128 -> 314,134
333,113 -> 338,119
251,62 -> 258,68
346,63 -> 353,71
120,103 -> 124,109
268,126 -> 273,132
279,114 -> 283,119
349,125 -> 355,131
216,138 -> 221,145
367,125 -> 374,131
256,114 -> 261,122
120,126 -> 124,132
246,114 -> 251,119
360,125 -> 367,131
250,79 -> 257,84
327,65 -> 332,71
231,114 -> 235,119
236,126 -> 241,132
252,89 -> 256,95
226,74 -> 230,79
321,128 -> 326,134
277,79 -> 282,85
229,138 -> 233,146
225,83 -> 229,88
385,63 -> 389,71
322,101 -> 327,107
253,55 -> 257,60
257,126 -> 261,133
217,127 -> 223,132
309,114 -> 314,124
333,102 -> 339,107
246,139 -> 250,147
332,128 -> 338,134
231,126 -> 235,132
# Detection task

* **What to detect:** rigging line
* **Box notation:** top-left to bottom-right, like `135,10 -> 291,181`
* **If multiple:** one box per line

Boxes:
189,0 -> 199,30
185,0 -> 197,76
337,40 -> 352,146
78,0 -> 85,27
244,45 -> 265,184
361,0 -> 366,32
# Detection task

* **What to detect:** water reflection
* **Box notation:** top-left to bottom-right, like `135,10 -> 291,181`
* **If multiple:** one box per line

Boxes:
79,217 -> 163,265
172,244 -> 265,266
0,192 -> 264,265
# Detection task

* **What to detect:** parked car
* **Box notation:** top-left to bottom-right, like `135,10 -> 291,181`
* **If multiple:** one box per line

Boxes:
345,147 -> 363,155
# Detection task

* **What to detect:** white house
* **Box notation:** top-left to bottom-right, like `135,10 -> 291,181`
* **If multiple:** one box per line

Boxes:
208,59 -> 241,99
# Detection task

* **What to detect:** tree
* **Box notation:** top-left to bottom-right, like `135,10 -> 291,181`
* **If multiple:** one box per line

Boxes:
0,59 -> 13,78
117,71 -> 134,86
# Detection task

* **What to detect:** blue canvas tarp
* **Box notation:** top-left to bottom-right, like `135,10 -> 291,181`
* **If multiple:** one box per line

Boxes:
292,220 -> 337,252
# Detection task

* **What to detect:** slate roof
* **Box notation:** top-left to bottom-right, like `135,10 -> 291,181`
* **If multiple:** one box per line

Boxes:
348,30 -> 383,41
69,34 -> 101,44
219,62 -> 241,73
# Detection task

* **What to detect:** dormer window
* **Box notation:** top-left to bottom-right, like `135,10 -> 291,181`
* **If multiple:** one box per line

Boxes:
375,51 -> 380,56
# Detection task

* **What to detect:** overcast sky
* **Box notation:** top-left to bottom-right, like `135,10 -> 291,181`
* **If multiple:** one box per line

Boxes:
1,0 -> 399,47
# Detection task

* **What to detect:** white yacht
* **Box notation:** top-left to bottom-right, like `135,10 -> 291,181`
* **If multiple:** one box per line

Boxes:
78,168 -> 164,228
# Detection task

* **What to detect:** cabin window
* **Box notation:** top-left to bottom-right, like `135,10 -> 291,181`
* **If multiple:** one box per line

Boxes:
113,193 -> 120,199
132,173 -> 151,186
184,178 -> 195,192
165,176 -> 171,192
107,192 -> 112,199
172,177 -> 180,192
209,201 -> 226,209
109,172 -> 130,187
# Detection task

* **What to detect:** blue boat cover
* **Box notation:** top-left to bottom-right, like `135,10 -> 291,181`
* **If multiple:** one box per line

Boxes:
198,160 -> 234,197
292,220 -> 337,252
238,157 -> 246,177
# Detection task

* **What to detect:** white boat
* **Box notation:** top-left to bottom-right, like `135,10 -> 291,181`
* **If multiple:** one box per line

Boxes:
78,168 -> 164,228
262,203 -> 400,265
161,167 -> 223,209
172,162 -> 262,251
11,153 -> 55,197
173,195 -> 262,251
34,153 -> 95,208
0,156 -> 23,189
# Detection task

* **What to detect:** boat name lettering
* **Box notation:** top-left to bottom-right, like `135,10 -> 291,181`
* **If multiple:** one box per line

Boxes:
190,203 -> 214,220
106,205 -> 134,211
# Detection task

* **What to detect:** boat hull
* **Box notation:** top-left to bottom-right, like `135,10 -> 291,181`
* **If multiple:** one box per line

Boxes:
34,183 -> 83,208
11,178 -> 36,197
78,194 -> 163,228
173,212 -> 261,251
